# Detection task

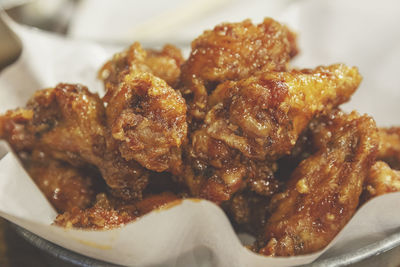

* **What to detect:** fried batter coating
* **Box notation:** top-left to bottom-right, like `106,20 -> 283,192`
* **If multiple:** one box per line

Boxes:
377,127 -> 400,169
0,84 -> 149,201
54,193 -> 137,229
99,42 -> 184,90
104,72 -> 187,174
180,64 -> 361,203
54,192 -> 178,229
181,129 -> 280,204
25,150 -> 100,213
206,64 -> 362,161
360,128 -> 400,201
362,161 -> 400,202
257,110 -> 379,256
0,108 -> 36,152
180,18 -> 298,120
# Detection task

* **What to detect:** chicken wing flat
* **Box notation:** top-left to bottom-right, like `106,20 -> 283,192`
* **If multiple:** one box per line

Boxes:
180,18 -> 298,120
257,110 -> 379,256
99,42 -> 184,91
104,71 -> 187,174
25,150 -> 101,213
0,83 -> 149,201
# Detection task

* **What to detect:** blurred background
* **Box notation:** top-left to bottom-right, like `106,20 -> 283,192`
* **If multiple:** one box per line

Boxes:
0,0 -> 293,69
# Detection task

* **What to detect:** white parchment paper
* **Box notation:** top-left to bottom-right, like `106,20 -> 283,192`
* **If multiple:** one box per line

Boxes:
1,0 -> 400,265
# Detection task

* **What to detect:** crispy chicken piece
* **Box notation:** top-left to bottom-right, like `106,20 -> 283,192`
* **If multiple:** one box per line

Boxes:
362,161 -> 400,202
54,192 -> 178,229
257,110 -> 379,256
181,64 -> 361,203
104,71 -> 187,174
180,128 -> 280,204
25,150 -> 101,213
206,64 -> 362,161
377,127 -> 400,169
99,42 -> 184,90
0,83 -> 149,201
180,18 -> 298,120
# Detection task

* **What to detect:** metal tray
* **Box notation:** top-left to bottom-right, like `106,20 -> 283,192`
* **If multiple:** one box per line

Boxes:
13,224 -> 400,267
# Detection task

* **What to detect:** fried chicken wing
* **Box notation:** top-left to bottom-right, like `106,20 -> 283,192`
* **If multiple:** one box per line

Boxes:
99,42 -> 184,91
257,110 -> 379,256
104,71 -> 187,174
206,64 -> 361,160
180,18 -> 298,120
0,83 -> 149,201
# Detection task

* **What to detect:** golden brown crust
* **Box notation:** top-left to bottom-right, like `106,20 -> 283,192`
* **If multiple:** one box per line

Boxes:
362,161 -> 400,202
54,193 -> 137,229
180,128 -> 280,204
0,84 -> 149,201
99,42 -> 184,90
258,110 -> 379,256
377,127 -> 400,169
180,18 -> 298,121
54,192 -> 178,229
105,72 -> 187,173
181,64 -> 361,204
206,64 -> 361,160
